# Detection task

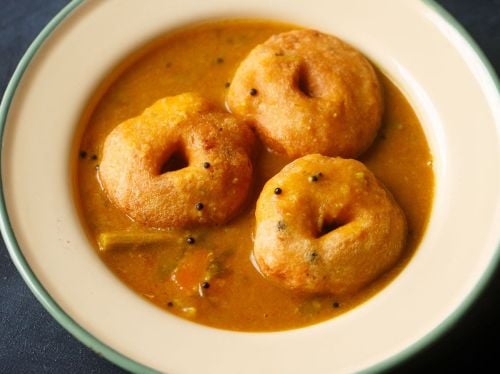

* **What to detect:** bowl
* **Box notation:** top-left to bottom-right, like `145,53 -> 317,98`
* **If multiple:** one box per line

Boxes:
1,0 -> 499,372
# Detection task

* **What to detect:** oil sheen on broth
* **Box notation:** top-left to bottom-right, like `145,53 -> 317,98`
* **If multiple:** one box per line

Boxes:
75,20 -> 434,332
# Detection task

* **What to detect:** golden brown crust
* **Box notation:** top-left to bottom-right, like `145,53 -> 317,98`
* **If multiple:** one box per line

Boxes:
254,154 -> 406,295
227,29 -> 383,159
99,93 -> 255,228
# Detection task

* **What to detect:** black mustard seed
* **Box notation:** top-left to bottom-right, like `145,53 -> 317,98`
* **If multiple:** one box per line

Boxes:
277,220 -> 286,231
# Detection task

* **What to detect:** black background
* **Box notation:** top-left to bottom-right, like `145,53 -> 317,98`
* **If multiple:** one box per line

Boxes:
1,1 -> 499,372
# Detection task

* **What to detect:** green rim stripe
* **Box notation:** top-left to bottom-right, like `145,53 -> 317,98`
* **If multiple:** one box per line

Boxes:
0,1 -> 499,374
0,0 -> 156,373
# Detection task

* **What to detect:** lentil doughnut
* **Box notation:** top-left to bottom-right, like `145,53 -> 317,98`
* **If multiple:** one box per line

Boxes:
254,154 -> 406,295
227,29 -> 383,159
99,93 -> 254,228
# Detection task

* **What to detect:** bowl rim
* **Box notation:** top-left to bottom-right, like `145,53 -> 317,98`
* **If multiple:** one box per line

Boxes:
0,0 -> 499,372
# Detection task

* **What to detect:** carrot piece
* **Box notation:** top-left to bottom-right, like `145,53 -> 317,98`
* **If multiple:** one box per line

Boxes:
171,250 -> 211,295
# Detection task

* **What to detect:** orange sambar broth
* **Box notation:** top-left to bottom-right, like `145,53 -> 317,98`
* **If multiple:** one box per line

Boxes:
75,20 -> 433,331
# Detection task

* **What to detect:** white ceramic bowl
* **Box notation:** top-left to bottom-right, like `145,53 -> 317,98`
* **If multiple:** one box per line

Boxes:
1,0 -> 499,373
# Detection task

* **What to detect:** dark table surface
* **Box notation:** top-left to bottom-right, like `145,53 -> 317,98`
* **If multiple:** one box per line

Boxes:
1,1 -> 499,373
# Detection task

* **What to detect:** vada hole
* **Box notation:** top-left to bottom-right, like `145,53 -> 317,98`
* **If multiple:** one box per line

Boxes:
160,149 -> 189,173
318,219 -> 346,237
296,64 -> 321,98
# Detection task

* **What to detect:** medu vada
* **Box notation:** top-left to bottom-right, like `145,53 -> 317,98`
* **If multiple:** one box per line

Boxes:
99,93 -> 255,228
227,29 -> 383,159
254,154 -> 407,295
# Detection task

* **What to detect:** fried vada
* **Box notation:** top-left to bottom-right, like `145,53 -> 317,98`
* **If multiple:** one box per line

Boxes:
254,154 -> 406,295
99,93 -> 255,228
227,29 -> 383,159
